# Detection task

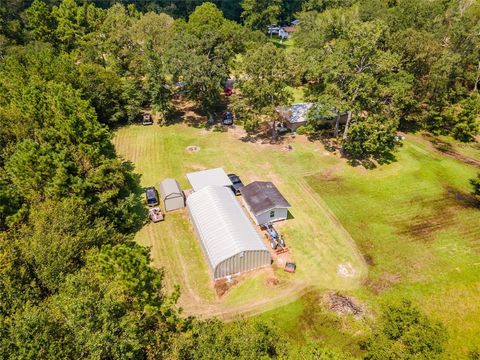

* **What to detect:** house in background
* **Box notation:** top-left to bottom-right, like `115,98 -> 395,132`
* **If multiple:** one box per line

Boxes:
159,178 -> 185,212
241,181 -> 291,225
278,103 -> 350,133
186,167 -> 233,192
277,102 -> 313,132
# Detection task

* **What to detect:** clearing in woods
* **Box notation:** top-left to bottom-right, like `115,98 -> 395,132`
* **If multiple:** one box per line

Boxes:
114,124 -> 480,357
113,123 -> 367,317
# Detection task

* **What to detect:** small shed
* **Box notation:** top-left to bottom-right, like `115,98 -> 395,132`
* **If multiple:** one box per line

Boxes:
187,186 -> 271,279
186,167 -> 233,192
159,178 -> 185,212
241,181 -> 291,225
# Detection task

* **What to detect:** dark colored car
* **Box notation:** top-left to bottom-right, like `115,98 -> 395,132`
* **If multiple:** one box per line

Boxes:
145,187 -> 159,207
227,173 -> 244,195
223,111 -> 234,125
142,114 -> 153,125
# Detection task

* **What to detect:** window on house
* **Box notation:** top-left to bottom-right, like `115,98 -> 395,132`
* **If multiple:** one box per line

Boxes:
270,210 -> 275,218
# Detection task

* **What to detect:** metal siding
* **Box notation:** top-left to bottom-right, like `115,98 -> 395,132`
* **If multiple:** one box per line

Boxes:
187,186 -> 270,279
164,196 -> 185,212
213,250 -> 271,279
255,208 -> 289,225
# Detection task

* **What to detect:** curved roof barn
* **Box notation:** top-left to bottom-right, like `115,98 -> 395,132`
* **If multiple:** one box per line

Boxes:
186,186 -> 271,279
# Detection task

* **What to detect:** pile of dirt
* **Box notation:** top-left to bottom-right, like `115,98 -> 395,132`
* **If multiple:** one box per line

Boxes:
324,292 -> 365,318
214,277 -> 238,297
186,145 -> 200,153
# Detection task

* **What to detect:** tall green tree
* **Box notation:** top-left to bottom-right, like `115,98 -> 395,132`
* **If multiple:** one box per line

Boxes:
232,42 -> 292,132
363,300 -> 448,359
241,0 -> 282,30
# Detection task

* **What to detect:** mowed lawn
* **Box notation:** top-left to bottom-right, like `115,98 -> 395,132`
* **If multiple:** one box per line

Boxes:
113,124 -> 367,316
304,135 -> 480,357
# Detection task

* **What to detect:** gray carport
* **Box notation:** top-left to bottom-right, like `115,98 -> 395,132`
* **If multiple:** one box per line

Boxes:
159,178 -> 185,212
187,186 -> 271,279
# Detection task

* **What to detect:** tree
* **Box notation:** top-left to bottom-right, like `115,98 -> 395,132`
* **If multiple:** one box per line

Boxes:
241,0 -> 282,30
363,300 -> 448,359
168,3 -> 245,113
172,318 -> 285,359
22,0 -> 55,42
471,173 -> 480,196
1,244 -> 182,358
16,198 -> 123,294
233,42 -> 292,133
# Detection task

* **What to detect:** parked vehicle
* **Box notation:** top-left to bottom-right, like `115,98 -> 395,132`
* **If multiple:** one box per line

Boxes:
224,87 -> 233,96
145,187 -> 159,207
149,207 -> 164,222
227,173 -> 244,195
142,114 -> 153,125
223,111 -> 234,125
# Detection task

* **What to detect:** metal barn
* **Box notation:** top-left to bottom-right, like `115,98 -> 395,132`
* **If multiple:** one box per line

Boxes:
187,186 -> 271,279
159,178 -> 185,212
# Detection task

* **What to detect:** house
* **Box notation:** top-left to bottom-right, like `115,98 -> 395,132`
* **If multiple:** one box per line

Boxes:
187,186 -> 271,279
241,181 -> 291,225
159,178 -> 185,212
277,102 -> 313,132
278,103 -> 350,132
186,167 -> 233,192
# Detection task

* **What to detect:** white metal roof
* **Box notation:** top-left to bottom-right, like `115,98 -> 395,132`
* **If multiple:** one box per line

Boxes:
187,186 -> 268,270
186,167 -> 232,192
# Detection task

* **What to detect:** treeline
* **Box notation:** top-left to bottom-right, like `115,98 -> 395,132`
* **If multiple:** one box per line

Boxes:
0,0 -> 473,357
0,2 -> 289,358
293,0 -> 480,162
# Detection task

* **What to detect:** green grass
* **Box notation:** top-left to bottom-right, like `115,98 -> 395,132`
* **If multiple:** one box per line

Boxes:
298,135 -> 480,358
114,124 -> 480,357
113,124 -> 366,316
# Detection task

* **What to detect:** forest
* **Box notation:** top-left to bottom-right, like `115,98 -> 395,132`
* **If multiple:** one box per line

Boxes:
0,0 -> 479,358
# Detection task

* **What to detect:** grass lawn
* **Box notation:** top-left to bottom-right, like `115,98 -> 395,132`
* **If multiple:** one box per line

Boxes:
114,124 -> 480,357
263,135 -> 480,358
113,124 -> 367,316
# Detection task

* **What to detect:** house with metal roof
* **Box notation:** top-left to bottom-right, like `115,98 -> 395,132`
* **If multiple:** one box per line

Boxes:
159,178 -> 185,212
241,181 -> 291,225
278,102 -> 313,132
277,103 -> 350,132
187,186 -> 271,279
186,167 -> 233,192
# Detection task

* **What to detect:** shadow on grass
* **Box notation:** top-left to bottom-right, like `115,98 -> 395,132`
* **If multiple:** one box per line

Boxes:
287,210 -> 295,220
119,161 -> 148,234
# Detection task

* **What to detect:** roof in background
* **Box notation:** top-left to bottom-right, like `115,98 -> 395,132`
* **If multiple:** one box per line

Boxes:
187,186 -> 268,270
186,168 -> 233,192
283,103 -> 313,124
159,178 -> 183,199
241,181 -> 291,216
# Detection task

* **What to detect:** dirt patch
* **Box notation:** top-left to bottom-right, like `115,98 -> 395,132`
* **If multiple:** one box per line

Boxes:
363,254 -> 375,266
445,187 -> 480,209
265,277 -> 280,287
186,145 -> 200,153
214,277 -> 238,297
366,272 -> 401,294
398,195 -> 455,241
323,292 -> 365,318
425,135 -> 480,167
317,167 -> 340,182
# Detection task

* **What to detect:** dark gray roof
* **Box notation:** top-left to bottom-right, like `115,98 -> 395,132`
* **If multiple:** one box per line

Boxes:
241,181 -> 291,216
